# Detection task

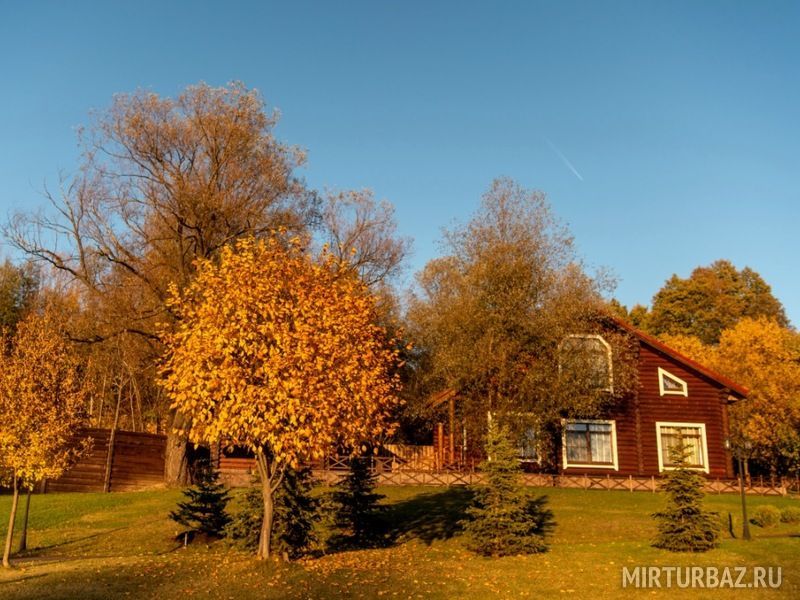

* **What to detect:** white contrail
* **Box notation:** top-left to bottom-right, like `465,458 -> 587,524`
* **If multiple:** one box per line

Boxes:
544,137 -> 584,181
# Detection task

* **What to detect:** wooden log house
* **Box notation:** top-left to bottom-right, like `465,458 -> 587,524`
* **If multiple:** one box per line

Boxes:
432,318 -> 748,478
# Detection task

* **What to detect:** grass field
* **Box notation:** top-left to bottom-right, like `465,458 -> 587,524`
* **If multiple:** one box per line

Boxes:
0,486 -> 798,599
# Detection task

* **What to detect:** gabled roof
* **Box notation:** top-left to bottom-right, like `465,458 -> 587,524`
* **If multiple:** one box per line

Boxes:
608,316 -> 749,400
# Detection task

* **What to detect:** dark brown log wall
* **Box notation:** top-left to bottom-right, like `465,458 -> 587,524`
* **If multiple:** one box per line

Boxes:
563,342 -> 735,478
46,428 -> 166,493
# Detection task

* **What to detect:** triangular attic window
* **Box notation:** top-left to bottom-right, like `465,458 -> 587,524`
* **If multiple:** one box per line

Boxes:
658,367 -> 688,397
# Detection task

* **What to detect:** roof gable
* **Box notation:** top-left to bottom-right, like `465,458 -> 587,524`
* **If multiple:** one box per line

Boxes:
608,316 -> 748,399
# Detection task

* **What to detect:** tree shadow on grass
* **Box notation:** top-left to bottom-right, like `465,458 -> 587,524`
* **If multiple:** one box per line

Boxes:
382,487 -> 474,546
0,573 -> 48,586
20,526 -> 130,555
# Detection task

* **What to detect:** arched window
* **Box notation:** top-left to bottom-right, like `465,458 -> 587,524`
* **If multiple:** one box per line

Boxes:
559,334 -> 613,392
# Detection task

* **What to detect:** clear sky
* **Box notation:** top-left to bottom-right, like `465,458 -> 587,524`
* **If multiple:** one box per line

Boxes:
1,1 -> 798,323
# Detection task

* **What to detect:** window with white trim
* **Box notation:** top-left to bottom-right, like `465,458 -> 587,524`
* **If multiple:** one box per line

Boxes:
658,367 -> 688,397
656,422 -> 709,473
559,335 -> 613,392
488,411 -> 539,462
562,420 -> 618,469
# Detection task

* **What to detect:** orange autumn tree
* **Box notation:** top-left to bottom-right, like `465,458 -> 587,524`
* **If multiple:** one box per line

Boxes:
160,236 -> 401,559
715,318 -> 800,475
0,307 -> 91,568
662,318 -> 800,475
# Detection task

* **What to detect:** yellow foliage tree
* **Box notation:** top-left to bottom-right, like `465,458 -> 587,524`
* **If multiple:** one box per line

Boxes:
716,318 -> 800,475
662,319 -> 800,475
658,333 -> 718,368
160,236 -> 401,559
0,307 -> 92,567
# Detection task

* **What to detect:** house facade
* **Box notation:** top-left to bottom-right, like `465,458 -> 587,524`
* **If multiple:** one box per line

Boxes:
559,319 -> 746,479
430,318 -> 748,479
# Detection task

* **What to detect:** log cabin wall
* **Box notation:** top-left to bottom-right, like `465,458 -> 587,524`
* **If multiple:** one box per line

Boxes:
46,428 -> 166,493
634,343 -> 733,478
562,340 -> 736,478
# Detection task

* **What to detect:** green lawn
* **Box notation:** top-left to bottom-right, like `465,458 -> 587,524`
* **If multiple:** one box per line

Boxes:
0,486 -> 798,599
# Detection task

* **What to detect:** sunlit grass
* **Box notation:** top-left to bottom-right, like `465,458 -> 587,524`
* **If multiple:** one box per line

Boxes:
0,486 -> 798,599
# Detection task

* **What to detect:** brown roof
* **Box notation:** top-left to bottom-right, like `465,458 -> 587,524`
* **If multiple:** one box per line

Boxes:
609,316 -> 749,399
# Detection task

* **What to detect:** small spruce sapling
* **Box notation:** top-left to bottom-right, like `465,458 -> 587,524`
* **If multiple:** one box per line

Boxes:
273,467 -> 320,558
225,480 -> 262,551
330,453 -> 385,548
170,462 -> 231,539
462,423 -> 554,556
652,444 -> 719,552
227,467 -> 319,559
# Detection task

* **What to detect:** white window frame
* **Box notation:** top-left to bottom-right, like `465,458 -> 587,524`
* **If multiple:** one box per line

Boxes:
487,410 -> 539,463
561,419 -> 619,470
657,367 -> 688,397
655,421 -> 709,474
559,334 -> 614,393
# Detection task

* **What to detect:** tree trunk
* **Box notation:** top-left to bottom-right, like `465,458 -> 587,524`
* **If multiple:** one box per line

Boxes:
258,477 -> 274,560
104,389 -> 122,493
255,449 -> 275,560
164,411 -> 189,486
16,488 -> 32,553
2,474 -> 19,568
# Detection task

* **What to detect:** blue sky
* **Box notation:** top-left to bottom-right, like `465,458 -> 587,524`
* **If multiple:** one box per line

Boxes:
1,1 -> 798,323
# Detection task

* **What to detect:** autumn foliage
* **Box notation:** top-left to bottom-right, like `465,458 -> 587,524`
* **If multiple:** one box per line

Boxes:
0,307 -> 91,485
160,235 -> 401,558
0,306 -> 92,566
662,317 -> 800,475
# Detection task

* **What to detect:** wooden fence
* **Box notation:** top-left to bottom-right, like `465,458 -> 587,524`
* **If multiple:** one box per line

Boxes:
312,455 -> 798,496
45,428 -> 166,493
7,434 -> 797,498
383,444 -> 437,470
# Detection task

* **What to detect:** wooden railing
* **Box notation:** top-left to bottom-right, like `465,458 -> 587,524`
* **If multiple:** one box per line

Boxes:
312,456 -> 798,496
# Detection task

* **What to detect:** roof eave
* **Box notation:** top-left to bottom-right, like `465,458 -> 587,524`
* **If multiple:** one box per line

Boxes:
607,315 -> 749,399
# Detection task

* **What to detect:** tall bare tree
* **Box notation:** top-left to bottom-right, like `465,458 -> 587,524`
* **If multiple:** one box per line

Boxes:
406,178 -> 637,465
5,82 -> 317,484
0,260 -> 39,332
321,189 -> 410,288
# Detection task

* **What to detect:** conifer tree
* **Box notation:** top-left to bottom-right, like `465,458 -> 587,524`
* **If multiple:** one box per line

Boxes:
462,423 -> 554,556
273,467 -> 320,558
225,482 -> 263,551
330,454 -> 385,547
170,462 -> 231,538
652,445 -> 719,552
227,468 -> 319,559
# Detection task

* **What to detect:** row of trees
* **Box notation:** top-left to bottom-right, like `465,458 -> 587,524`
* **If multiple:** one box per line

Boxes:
4,82 -> 409,485
8,82 -> 791,478
1,83 -> 408,563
